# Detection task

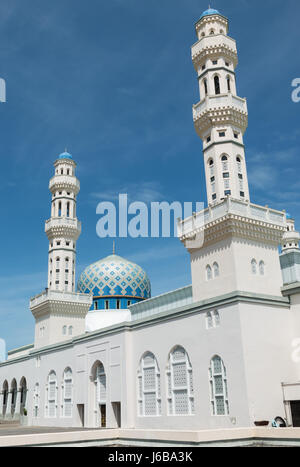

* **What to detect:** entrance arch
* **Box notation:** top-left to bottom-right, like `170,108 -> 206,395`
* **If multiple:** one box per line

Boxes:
90,361 -> 106,427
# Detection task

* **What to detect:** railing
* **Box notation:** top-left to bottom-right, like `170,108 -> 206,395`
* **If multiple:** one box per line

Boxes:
49,175 -> 80,191
45,217 -> 81,232
30,289 -> 92,309
193,93 -> 247,120
191,35 -> 237,60
178,198 -> 287,239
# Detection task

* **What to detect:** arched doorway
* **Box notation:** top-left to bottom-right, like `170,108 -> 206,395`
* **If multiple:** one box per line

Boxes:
2,381 -> 8,417
20,377 -> 27,415
10,379 -> 17,417
91,361 -> 106,428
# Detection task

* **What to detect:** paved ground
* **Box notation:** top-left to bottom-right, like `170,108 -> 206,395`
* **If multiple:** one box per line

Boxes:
0,423 -> 103,437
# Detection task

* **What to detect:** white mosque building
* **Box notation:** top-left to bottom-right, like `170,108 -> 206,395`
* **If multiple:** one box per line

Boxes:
1,7 -> 300,432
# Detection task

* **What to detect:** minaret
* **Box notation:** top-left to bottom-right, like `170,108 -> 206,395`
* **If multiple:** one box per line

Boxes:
30,151 -> 92,349
45,151 -> 81,293
280,216 -> 300,286
192,8 -> 249,205
178,8 -> 287,302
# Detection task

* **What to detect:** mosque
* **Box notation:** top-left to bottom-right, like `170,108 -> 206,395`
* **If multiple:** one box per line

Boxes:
1,8 -> 300,432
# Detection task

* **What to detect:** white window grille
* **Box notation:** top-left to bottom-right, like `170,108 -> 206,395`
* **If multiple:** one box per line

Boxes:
166,346 -> 194,416
95,363 -> 106,404
209,356 -> 229,416
63,368 -> 73,418
137,352 -> 161,417
47,371 -> 57,418
33,383 -> 40,418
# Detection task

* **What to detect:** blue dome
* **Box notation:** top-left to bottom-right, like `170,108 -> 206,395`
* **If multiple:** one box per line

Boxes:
199,8 -> 221,19
57,151 -> 73,160
77,254 -> 151,300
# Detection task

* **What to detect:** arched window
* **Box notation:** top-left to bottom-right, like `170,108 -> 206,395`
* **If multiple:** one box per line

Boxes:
209,356 -> 229,415
203,78 -> 208,96
206,265 -> 212,281
62,368 -> 73,418
166,346 -> 194,416
209,29 -> 215,35
68,326 -> 73,336
2,381 -> 8,416
66,202 -> 70,218
11,379 -> 17,416
33,383 -> 40,418
259,261 -> 265,276
20,377 -> 27,414
214,75 -> 220,95
137,352 -> 161,417
208,158 -> 214,177
58,201 -> 62,217
251,259 -> 257,275
62,325 -> 67,335
221,155 -> 229,171
206,312 -> 213,329
220,29 -> 224,34
227,76 -> 231,92
236,156 -> 242,173
213,262 -> 220,278
213,310 -> 220,327
47,371 -> 57,418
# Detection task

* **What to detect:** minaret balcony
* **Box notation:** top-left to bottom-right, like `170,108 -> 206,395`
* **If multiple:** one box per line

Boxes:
193,93 -> 248,136
30,289 -> 92,312
191,35 -> 238,69
45,217 -> 82,238
49,175 -> 80,194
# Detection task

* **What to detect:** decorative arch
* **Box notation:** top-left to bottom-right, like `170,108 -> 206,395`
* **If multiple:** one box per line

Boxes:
209,355 -> 229,415
166,346 -> 194,416
137,352 -> 161,417
213,262 -> 220,278
10,379 -> 17,416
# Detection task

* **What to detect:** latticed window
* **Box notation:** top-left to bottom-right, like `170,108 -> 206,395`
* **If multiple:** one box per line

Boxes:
236,157 -> 242,173
47,371 -> 57,418
221,155 -> 229,171
95,363 -> 106,404
209,356 -> 229,416
166,346 -> 194,416
33,383 -> 40,418
62,368 -> 73,418
137,352 -> 161,417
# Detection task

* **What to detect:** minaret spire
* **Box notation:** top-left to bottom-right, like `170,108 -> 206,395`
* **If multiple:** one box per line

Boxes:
45,150 -> 81,292
192,8 -> 250,205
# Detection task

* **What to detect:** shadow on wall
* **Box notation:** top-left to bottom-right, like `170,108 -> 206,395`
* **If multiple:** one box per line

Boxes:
0,339 -> 6,363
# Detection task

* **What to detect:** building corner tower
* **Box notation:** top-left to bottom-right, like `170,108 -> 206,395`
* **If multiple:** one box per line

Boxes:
30,151 -> 92,349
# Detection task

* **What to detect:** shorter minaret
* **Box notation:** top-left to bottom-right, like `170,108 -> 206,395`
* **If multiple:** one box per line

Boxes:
30,151 -> 92,349
45,151 -> 81,293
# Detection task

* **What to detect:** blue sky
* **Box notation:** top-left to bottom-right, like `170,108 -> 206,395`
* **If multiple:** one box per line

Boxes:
0,0 -> 299,350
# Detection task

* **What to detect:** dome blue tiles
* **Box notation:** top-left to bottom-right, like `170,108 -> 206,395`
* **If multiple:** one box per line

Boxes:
57,151 -> 73,160
77,254 -> 151,310
199,8 -> 221,20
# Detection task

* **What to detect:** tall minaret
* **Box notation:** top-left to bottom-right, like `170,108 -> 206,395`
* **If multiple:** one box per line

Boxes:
45,151 -> 81,292
192,8 -> 249,205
